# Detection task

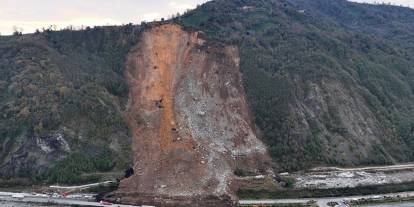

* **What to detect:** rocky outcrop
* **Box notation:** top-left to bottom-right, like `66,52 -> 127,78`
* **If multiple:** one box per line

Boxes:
0,131 -> 71,177
117,24 -> 270,206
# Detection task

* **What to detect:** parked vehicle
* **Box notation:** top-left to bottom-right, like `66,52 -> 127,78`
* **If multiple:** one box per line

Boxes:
100,200 -> 113,205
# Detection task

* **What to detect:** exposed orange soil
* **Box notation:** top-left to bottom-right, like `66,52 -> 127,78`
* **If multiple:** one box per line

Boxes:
117,24 -> 271,207
150,25 -> 194,151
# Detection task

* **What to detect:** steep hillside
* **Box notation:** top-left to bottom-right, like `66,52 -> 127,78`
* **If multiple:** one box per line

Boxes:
116,24 -> 270,207
0,25 -> 141,185
178,0 -> 414,171
288,0 -> 414,42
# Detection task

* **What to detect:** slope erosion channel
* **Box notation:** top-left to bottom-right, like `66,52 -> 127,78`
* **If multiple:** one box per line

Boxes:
115,24 -> 271,207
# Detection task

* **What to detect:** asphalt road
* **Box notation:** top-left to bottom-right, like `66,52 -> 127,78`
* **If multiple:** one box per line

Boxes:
0,192 -> 141,207
239,191 -> 414,207
310,163 -> 414,173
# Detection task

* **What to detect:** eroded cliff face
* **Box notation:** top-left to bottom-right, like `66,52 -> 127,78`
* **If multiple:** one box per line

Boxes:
117,24 -> 270,206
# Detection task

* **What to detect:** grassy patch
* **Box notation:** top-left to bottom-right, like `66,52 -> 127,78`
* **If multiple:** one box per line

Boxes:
36,152 -> 115,185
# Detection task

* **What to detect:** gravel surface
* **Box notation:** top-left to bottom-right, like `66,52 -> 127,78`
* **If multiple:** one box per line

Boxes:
294,164 -> 414,189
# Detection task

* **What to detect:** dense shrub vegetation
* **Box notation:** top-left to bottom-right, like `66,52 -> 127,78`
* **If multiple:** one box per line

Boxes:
238,181 -> 414,199
0,25 -> 142,183
38,152 -> 114,184
178,0 -> 414,171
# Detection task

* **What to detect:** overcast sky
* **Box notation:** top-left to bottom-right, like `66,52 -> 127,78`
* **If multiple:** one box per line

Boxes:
0,0 -> 413,35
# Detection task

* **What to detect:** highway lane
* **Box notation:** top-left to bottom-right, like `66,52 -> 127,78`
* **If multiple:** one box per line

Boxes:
239,191 -> 414,207
2,189 -> 414,207
310,163 -> 414,173
0,192 -> 142,207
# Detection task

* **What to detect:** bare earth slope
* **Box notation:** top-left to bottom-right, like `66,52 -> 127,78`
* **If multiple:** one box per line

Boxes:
116,24 -> 270,207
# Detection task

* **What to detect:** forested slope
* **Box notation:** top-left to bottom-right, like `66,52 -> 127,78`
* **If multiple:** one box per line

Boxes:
0,25 -> 141,184
178,0 -> 414,170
